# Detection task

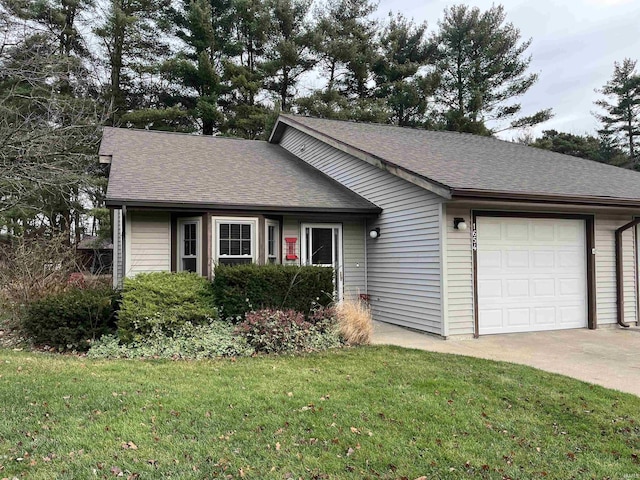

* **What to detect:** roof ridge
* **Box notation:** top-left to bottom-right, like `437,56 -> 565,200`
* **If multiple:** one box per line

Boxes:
282,114 -> 636,171
103,126 -> 261,142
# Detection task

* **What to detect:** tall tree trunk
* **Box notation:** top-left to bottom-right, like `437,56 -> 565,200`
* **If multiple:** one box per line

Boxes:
456,47 -> 464,116
109,5 -> 126,125
328,59 -> 336,93
281,69 -> 289,111
627,105 -> 635,159
203,119 -> 214,135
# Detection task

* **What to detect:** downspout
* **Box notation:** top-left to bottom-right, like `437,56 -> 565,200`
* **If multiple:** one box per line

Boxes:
615,218 -> 640,327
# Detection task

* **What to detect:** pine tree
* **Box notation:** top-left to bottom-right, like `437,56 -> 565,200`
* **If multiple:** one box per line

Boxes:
594,58 -> 640,164
373,13 -> 438,127
2,0 -> 92,57
296,0 -> 380,120
219,0 -> 271,138
262,0 -> 315,112
94,0 -> 173,126
163,0 -> 236,135
434,4 -> 551,134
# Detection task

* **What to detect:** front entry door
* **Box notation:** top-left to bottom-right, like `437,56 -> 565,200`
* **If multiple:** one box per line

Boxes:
301,224 -> 343,301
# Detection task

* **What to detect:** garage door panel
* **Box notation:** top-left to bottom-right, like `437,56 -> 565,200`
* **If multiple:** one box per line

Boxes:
533,223 -> 554,240
559,278 -> 582,295
480,309 -> 503,329
559,251 -> 583,268
506,308 -> 530,327
559,306 -> 583,324
478,279 -> 502,299
506,222 -> 529,240
477,217 -> 587,334
506,278 -> 529,297
558,222 -> 583,242
478,250 -> 502,268
506,250 -> 529,268
533,307 -> 556,325
533,278 -> 555,296
532,251 -> 554,268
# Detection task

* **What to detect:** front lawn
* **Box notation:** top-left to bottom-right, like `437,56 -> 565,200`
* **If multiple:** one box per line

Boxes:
1,346 -> 638,479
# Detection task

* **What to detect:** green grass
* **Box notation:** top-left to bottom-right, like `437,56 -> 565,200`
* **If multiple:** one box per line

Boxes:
0,346 -> 639,479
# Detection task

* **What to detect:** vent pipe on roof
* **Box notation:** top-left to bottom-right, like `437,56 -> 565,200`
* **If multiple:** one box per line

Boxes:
615,218 -> 640,328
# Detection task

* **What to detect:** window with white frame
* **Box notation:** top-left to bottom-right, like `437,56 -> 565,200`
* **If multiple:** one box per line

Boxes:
266,220 -> 280,264
178,218 -> 201,274
215,218 -> 257,266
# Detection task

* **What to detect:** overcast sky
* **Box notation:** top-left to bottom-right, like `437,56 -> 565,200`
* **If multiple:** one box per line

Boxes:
375,0 -> 640,139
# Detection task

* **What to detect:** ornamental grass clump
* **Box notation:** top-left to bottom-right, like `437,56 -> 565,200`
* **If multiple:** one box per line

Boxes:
336,297 -> 373,345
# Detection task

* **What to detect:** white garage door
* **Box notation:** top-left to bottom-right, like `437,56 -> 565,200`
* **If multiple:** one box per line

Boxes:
476,217 -> 587,335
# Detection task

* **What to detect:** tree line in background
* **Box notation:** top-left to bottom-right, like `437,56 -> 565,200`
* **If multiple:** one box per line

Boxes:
520,58 -> 640,170
0,0 -> 639,240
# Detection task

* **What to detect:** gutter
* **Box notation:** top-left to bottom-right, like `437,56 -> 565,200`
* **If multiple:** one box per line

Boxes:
105,199 -> 381,215
615,218 -> 640,327
452,189 -> 640,209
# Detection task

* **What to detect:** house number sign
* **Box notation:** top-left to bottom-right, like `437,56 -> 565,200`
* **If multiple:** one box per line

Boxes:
471,224 -> 477,251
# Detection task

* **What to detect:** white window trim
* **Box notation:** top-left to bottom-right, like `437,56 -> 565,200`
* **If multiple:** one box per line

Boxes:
213,217 -> 259,266
300,223 -> 343,301
266,219 -> 280,264
178,217 -> 202,275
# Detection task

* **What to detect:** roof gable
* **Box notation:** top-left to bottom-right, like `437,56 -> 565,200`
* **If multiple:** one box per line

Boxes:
272,115 -> 640,206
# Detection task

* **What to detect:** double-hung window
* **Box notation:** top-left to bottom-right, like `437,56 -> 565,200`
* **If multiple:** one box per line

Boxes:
215,218 -> 257,266
266,220 -> 280,264
178,217 -> 201,274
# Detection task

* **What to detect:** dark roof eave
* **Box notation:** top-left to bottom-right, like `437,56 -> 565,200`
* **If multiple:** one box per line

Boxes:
452,188 -> 640,209
105,198 -> 382,215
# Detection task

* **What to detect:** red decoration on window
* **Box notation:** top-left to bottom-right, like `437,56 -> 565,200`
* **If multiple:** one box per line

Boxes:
285,237 -> 298,260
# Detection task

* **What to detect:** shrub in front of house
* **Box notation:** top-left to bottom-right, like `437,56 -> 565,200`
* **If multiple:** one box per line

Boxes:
212,264 -> 334,320
117,272 -> 217,343
234,308 -> 342,354
22,286 -> 119,351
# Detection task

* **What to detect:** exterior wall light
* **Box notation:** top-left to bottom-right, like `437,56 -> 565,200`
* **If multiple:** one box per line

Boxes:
369,227 -> 380,239
454,218 -> 468,230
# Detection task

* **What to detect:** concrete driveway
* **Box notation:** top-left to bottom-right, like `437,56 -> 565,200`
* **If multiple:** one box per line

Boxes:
372,321 -> 640,396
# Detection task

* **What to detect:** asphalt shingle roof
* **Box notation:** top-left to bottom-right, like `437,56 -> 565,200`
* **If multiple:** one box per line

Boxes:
279,115 -> 640,203
100,127 -> 380,213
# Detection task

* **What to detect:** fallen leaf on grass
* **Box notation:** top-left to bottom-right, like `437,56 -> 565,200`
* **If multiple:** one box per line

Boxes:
121,442 -> 138,450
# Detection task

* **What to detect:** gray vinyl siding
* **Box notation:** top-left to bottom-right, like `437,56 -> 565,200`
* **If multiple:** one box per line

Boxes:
281,216 -> 366,300
128,211 -> 171,276
444,205 -> 474,336
342,221 -> 366,299
595,214 -> 637,325
112,208 -> 123,288
279,127 -> 443,334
